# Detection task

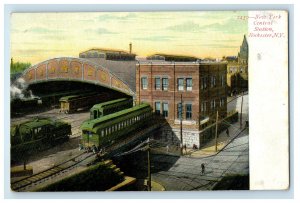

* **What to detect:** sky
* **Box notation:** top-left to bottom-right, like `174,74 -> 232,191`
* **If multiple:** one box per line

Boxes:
10,11 -> 248,65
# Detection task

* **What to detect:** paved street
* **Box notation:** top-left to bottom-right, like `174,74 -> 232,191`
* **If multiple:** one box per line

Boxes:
150,129 -> 249,190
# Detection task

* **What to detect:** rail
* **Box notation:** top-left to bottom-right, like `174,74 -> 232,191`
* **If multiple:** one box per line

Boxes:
11,151 -> 94,191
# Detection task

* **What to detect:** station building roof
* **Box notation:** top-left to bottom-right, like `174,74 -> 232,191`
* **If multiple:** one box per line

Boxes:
146,53 -> 198,62
79,48 -> 136,57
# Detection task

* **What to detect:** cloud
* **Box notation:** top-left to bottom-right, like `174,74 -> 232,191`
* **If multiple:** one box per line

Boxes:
166,16 -> 247,34
14,49 -> 66,56
97,13 -> 137,22
175,43 -> 238,49
42,35 -> 68,40
198,11 -> 241,19
212,39 -> 240,43
199,43 -> 239,48
166,21 -> 202,33
84,27 -> 118,35
97,28 -> 117,34
11,27 -> 52,34
132,35 -> 176,42
29,27 -> 52,33
198,19 -> 247,34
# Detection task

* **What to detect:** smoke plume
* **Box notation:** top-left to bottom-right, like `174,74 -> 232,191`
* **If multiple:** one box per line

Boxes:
10,77 -> 36,100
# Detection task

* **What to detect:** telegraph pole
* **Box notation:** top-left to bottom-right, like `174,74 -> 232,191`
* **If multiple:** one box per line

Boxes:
215,110 -> 219,152
147,138 -> 151,191
180,94 -> 183,156
240,92 -> 244,129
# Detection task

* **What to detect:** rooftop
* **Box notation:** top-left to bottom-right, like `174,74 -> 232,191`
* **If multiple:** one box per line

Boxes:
147,53 -> 198,61
136,60 -> 227,65
79,48 -> 135,56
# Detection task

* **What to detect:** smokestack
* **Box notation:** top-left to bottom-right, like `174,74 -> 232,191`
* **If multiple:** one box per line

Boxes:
129,42 -> 132,54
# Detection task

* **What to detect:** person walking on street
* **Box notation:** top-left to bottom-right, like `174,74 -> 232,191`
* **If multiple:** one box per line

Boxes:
201,163 -> 205,175
226,128 -> 230,137
183,144 -> 187,155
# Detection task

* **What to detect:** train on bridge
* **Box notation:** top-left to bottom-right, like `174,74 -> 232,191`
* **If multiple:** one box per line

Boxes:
90,98 -> 133,120
81,103 -> 153,149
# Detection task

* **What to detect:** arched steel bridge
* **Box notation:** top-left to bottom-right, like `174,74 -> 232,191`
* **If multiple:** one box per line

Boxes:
22,57 -> 135,96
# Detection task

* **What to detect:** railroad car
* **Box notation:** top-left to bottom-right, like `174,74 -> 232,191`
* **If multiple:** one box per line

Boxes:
59,92 -> 109,114
11,118 -> 72,160
11,96 -> 42,113
90,98 -> 133,119
38,90 -> 84,107
11,90 -> 85,116
81,103 -> 152,148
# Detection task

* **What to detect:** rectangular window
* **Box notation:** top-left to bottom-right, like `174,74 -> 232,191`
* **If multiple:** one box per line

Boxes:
178,78 -> 184,91
221,98 -> 225,107
155,77 -> 161,90
155,102 -> 161,115
162,78 -> 168,90
141,77 -> 148,90
162,103 -> 168,117
177,103 -> 183,119
211,76 -> 216,87
186,78 -> 192,91
220,74 -> 225,87
211,100 -> 216,110
186,104 -> 192,120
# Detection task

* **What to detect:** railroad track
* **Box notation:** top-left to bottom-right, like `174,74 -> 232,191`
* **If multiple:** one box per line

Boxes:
11,151 -> 95,191
11,119 -> 164,191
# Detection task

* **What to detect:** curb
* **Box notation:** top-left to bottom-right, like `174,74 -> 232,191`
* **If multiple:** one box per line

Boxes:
149,127 -> 247,160
184,127 -> 247,159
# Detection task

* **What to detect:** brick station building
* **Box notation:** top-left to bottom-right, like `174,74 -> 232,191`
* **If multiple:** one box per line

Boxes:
136,61 -> 227,148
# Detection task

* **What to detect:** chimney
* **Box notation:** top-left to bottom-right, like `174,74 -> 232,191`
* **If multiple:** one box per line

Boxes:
129,42 -> 132,54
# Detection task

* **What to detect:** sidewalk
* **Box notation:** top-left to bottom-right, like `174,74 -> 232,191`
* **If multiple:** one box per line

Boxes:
151,120 -> 248,158
186,122 -> 247,158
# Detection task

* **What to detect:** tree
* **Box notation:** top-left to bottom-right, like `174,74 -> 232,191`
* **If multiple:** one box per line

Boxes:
10,59 -> 31,74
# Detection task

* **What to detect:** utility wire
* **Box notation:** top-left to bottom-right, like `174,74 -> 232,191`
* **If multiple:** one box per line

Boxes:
113,139 -> 150,157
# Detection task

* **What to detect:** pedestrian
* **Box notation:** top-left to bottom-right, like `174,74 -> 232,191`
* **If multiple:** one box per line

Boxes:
226,128 -> 230,137
78,144 -> 83,151
201,163 -> 205,175
166,145 -> 169,153
92,145 -> 97,154
184,144 -> 187,154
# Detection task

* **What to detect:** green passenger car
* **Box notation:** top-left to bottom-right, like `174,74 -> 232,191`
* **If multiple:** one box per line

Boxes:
90,98 -> 133,119
81,103 -> 152,148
